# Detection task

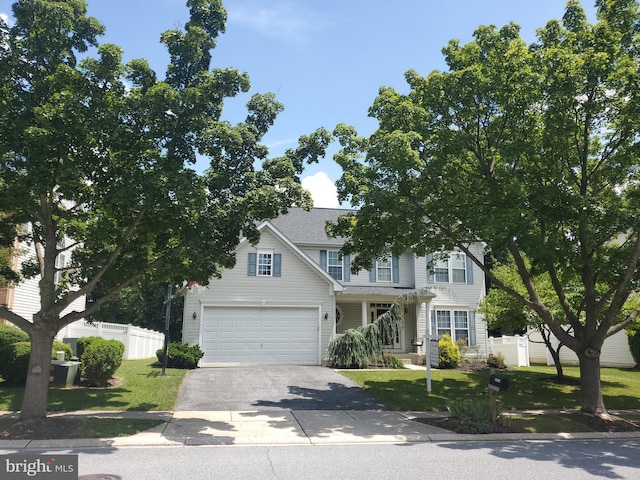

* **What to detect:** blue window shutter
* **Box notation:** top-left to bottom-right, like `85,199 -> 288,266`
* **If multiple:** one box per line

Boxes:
392,256 -> 399,283
343,254 -> 351,282
273,254 -> 282,277
430,310 -> 436,336
320,250 -> 327,271
369,260 -> 377,282
426,253 -> 434,283
248,252 -> 257,276
469,310 -> 476,345
466,255 -> 474,284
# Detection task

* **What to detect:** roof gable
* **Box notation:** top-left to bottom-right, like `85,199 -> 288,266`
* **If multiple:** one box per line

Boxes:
239,220 -> 344,292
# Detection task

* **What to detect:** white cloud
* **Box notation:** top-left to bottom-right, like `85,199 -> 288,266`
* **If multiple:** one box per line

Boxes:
0,13 -> 11,26
301,171 -> 339,208
228,1 -> 335,43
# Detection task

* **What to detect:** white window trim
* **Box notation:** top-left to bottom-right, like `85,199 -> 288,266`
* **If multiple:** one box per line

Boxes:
328,250 -> 343,281
434,308 -> 470,345
257,249 -> 273,277
433,252 -> 467,284
376,256 -> 393,283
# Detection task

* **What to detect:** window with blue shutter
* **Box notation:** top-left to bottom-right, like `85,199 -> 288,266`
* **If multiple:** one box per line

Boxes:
248,252 -> 257,276
273,254 -> 282,277
392,255 -> 399,283
343,254 -> 351,282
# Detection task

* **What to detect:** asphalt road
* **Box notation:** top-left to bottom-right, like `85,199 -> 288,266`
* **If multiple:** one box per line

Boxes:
175,365 -> 385,411
14,439 -> 638,480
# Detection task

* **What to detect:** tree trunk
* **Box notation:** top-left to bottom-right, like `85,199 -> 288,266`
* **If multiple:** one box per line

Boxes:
578,350 -> 607,416
19,325 -> 56,420
550,345 -> 564,379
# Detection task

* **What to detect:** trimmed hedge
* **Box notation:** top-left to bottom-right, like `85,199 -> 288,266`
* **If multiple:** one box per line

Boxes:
156,342 -> 203,369
51,340 -> 74,360
76,336 -> 103,358
81,339 -> 125,386
0,324 -> 29,351
0,339 -> 81,385
0,341 -> 31,384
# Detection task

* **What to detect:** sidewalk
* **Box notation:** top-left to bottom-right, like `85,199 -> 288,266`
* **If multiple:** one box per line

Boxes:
2,409 -> 640,449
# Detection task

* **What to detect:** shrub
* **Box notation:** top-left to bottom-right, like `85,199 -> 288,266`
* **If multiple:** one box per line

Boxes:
81,339 -> 125,386
438,333 -> 460,368
378,352 -> 406,369
627,322 -> 640,368
51,341 -> 74,360
325,329 -> 375,369
156,342 -> 204,369
446,398 -> 501,434
0,324 -> 29,352
486,352 -> 507,369
0,341 -> 31,385
76,336 -> 103,358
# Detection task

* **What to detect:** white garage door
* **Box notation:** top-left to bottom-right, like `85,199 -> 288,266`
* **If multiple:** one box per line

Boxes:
201,306 -> 319,365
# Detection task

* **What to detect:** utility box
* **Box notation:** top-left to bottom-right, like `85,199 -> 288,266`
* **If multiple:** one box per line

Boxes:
49,360 -> 81,387
489,374 -> 510,392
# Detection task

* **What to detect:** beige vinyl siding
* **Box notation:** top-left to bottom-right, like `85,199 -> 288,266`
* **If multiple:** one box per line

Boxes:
416,243 -> 488,356
183,228 -> 336,359
298,247 -> 416,287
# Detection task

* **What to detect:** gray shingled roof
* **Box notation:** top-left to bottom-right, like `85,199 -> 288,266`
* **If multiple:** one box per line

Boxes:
269,207 -> 355,246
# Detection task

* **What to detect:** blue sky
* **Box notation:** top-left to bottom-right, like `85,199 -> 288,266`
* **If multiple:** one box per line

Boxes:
1,1 -> 596,207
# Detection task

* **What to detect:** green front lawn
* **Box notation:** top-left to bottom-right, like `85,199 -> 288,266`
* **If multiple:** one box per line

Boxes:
340,365 -> 640,411
0,359 -> 188,412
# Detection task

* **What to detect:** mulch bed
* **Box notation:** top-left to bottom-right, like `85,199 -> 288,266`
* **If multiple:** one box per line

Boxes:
415,411 -> 640,434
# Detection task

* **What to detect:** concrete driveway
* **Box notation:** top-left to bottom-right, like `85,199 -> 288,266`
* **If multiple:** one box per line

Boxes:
175,365 -> 386,411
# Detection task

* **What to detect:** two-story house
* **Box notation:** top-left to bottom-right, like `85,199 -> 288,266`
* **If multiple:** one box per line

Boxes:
182,207 -> 487,366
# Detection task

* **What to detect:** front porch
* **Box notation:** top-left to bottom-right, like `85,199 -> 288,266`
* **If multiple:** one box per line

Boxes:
335,287 -> 435,356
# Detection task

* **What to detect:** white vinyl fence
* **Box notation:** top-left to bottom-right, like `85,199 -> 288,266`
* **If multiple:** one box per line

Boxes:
56,321 -> 164,360
487,335 -> 530,367
528,329 -> 635,368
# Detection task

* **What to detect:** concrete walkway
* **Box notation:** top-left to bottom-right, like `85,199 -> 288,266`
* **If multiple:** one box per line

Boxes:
2,409 -> 640,449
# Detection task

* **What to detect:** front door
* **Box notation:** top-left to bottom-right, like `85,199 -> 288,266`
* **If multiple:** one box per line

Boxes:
369,304 -> 402,349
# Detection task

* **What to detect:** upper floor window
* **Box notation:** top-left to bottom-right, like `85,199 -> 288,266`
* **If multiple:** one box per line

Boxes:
328,250 -> 343,281
429,252 -> 472,284
248,251 -> 282,277
320,250 -> 350,282
376,257 -> 392,282
257,251 -> 273,276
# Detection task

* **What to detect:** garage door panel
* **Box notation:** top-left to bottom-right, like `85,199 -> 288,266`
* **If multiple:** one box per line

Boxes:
201,307 -> 318,365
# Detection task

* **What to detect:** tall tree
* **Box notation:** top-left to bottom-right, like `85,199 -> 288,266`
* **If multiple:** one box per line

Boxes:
329,0 -> 640,416
0,0 -> 328,420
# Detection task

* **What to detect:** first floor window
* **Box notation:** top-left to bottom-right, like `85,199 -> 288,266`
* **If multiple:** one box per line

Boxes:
257,251 -> 272,276
434,309 -> 470,345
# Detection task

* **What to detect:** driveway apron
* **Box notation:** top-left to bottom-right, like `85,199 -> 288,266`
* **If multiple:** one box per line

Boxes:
175,365 -> 386,411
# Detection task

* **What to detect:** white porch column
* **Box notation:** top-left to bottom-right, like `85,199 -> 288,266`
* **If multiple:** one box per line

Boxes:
361,301 -> 368,327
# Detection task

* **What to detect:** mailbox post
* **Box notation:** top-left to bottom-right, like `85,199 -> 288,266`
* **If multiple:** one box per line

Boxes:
488,369 -> 510,423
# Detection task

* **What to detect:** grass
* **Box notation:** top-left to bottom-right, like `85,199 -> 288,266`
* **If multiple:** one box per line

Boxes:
0,359 -> 187,438
340,365 -> 640,411
0,359 -> 187,412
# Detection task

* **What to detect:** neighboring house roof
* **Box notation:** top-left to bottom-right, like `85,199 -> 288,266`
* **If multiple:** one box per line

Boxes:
269,207 -> 355,246
249,220 -> 344,292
